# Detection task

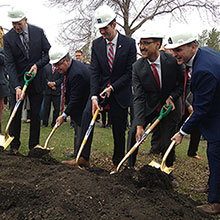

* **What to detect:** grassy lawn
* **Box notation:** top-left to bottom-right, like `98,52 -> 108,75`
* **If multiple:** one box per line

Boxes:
1,107 -> 210,206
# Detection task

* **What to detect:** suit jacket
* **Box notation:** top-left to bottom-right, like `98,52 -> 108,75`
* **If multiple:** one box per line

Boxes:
0,47 -> 10,98
132,50 -> 185,125
43,64 -> 63,96
64,60 -> 90,126
3,24 -> 51,94
90,32 -> 137,109
182,47 -> 220,142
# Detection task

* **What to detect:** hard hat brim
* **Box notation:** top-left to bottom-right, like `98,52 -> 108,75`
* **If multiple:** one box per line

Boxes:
10,16 -> 26,23
94,21 -> 110,29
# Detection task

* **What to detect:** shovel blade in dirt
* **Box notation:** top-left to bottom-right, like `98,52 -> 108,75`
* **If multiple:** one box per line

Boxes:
31,123 -> 58,157
0,134 -> 14,150
149,140 -> 176,174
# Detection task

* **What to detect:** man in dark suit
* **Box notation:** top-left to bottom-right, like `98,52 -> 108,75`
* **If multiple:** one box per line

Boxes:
3,8 -> 51,154
127,29 -> 184,169
168,32 -> 220,215
50,48 -> 90,160
63,5 -> 136,169
42,64 -> 64,128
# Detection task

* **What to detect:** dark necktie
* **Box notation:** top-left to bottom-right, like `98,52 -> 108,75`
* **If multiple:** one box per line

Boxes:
21,32 -> 30,59
183,66 -> 190,115
151,63 -> 160,88
107,42 -> 114,71
61,74 -> 66,114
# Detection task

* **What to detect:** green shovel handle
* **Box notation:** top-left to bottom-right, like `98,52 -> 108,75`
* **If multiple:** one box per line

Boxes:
158,104 -> 172,120
24,72 -> 35,86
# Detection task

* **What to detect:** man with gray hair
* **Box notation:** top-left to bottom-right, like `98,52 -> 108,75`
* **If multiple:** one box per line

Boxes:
49,47 -> 90,166
3,7 -> 51,154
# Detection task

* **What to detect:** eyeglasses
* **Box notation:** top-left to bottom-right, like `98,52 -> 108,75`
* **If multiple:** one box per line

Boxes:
138,41 -> 155,46
54,58 -> 66,67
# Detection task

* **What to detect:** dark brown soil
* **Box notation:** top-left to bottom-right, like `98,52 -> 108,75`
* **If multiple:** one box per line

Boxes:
0,150 -> 214,220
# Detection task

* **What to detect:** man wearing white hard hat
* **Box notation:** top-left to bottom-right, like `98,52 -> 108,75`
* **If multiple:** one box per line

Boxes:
167,32 -> 220,214
127,29 -> 184,176
49,47 -> 90,166
3,7 -> 51,155
65,5 -> 136,170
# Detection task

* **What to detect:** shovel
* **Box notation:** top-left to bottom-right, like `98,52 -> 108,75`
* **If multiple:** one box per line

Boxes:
110,104 -> 172,174
30,123 -> 58,157
75,94 -> 108,168
0,72 -> 34,150
149,140 -> 176,174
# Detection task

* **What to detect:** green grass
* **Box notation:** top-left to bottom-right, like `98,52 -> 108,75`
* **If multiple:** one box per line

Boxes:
1,107 -> 214,211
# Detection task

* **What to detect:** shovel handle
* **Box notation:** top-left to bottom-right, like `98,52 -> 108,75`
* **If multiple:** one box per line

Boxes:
115,118 -> 161,173
158,104 -> 172,121
24,72 -> 34,86
43,123 -> 58,149
160,140 -> 176,171
75,109 -> 100,166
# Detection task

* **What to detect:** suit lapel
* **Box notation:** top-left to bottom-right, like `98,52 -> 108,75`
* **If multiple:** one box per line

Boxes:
99,38 -> 109,71
14,30 -> 27,58
112,33 -> 124,70
160,51 -> 167,91
146,60 -> 160,90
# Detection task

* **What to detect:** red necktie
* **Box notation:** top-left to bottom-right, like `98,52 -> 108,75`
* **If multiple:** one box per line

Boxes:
52,66 -> 55,74
183,66 -> 190,115
61,74 -> 66,114
107,42 -> 114,71
151,63 -> 160,88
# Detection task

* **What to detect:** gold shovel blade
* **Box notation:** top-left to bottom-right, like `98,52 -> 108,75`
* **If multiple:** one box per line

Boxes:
149,160 -> 160,169
149,160 -> 174,174
0,134 -> 14,150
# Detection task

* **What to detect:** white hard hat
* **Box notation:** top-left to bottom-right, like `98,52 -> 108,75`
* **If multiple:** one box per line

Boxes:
8,8 -> 26,23
139,29 -> 165,39
94,5 -> 116,29
49,47 -> 68,64
165,32 -> 198,49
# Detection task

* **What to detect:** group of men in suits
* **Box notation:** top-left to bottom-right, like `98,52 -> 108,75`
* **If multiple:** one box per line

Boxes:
3,5 -> 220,215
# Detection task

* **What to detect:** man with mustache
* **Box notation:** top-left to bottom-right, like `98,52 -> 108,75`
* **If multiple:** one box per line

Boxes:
127,29 -> 184,179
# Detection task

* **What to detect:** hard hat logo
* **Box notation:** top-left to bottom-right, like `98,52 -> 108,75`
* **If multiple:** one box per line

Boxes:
97,19 -> 102,24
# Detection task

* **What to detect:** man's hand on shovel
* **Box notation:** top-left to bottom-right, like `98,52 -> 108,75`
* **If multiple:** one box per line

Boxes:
136,125 -> 148,143
29,64 -> 38,77
165,97 -> 175,111
56,115 -> 64,127
16,88 -> 23,101
171,132 -> 183,146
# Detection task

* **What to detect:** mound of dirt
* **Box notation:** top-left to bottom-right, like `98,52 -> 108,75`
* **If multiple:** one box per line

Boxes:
0,151 -> 213,220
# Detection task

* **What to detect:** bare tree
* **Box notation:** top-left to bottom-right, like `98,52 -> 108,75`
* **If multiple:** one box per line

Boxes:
46,0 -> 220,54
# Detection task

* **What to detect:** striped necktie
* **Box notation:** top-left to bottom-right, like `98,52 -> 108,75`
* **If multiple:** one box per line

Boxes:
107,42 -> 114,71
21,32 -> 30,59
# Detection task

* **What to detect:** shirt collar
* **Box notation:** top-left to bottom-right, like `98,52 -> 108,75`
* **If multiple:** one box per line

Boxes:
186,50 -> 197,68
24,24 -> 29,35
147,54 -> 160,65
106,32 -> 118,45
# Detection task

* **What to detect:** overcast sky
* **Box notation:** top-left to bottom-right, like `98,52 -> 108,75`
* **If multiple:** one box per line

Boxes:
0,0 -> 216,48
